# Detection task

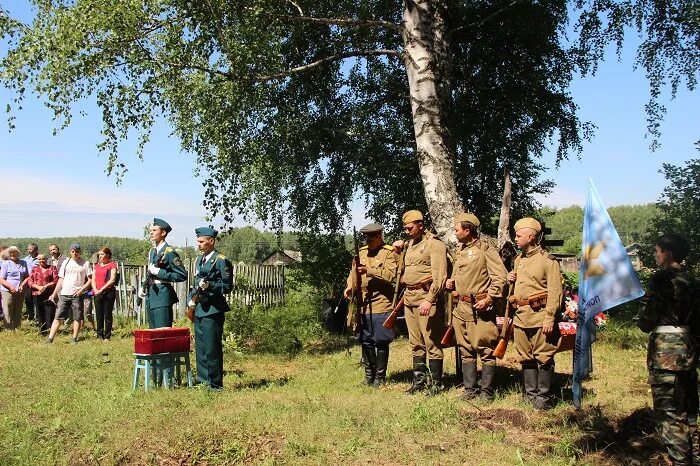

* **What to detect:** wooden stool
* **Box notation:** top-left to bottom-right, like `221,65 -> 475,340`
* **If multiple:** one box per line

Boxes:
133,353 -> 174,391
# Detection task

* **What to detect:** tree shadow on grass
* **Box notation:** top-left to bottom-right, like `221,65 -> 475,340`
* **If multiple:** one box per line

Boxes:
230,376 -> 290,390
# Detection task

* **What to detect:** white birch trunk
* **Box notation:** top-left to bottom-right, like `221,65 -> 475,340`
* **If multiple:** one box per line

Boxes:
401,0 -> 462,245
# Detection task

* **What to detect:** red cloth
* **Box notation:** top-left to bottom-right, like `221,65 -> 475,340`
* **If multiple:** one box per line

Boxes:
93,262 -> 118,291
28,265 -> 58,296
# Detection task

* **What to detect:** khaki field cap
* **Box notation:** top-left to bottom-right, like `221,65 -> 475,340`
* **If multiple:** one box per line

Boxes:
402,210 -> 424,225
514,217 -> 541,233
454,212 -> 480,227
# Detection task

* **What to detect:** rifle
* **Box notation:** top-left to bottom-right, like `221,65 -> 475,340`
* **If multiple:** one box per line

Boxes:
186,282 -> 204,322
494,264 -> 518,359
440,254 -> 457,347
383,245 -> 407,330
347,227 -> 364,334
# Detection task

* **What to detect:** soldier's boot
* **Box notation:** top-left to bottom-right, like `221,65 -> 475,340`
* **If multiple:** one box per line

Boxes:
479,363 -> 497,402
534,363 -> 555,410
427,359 -> 444,395
373,347 -> 390,388
406,356 -> 427,394
459,361 -> 479,400
361,346 -> 377,386
522,361 -> 539,405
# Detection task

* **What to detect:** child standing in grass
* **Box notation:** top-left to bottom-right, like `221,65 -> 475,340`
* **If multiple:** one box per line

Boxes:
636,234 -> 700,465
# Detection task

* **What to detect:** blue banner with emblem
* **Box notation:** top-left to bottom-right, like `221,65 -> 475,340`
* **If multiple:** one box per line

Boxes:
572,180 -> 644,408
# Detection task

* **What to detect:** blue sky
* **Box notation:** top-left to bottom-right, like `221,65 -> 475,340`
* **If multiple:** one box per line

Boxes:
1,7 -> 698,246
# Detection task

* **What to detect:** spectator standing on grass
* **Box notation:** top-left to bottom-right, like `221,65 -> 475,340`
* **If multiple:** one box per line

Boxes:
92,247 -> 118,341
47,243 -> 92,344
0,245 -> 7,321
23,243 -> 39,322
636,234 -> 700,465
0,246 -> 30,330
48,244 -> 67,271
28,254 -> 59,335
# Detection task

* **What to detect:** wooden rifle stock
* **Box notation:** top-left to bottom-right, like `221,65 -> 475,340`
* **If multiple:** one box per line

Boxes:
382,295 -> 404,330
440,255 -> 457,347
494,279 -> 517,359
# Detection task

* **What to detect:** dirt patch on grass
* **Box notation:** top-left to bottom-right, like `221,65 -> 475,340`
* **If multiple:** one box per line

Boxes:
463,407 -> 530,431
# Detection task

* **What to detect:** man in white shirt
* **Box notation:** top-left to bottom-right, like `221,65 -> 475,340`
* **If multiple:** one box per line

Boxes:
47,243 -> 92,344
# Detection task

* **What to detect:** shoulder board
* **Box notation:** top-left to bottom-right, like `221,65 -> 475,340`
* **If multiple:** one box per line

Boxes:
382,244 -> 394,251
217,254 -> 226,260
360,245 -> 368,250
540,249 -> 556,260
165,247 -> 174,253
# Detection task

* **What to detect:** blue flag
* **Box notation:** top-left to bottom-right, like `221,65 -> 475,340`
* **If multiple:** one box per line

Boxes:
572,180 -> 644,408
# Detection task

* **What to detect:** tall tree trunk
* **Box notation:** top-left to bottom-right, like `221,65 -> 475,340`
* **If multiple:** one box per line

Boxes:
402,0 -> 462,244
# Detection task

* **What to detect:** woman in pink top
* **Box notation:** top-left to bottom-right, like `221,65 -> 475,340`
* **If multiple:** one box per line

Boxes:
91,247 -> 118,341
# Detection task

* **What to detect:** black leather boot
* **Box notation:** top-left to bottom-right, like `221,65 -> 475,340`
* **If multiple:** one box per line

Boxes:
479,363 -> 497,401
534,363 -> 555,410
373,347 -> 389,388
406,356 -> 427,394
361,346 -> 377,386
427,359 -> 444,395
522,361 -> 539,404
459,361 -> 479,400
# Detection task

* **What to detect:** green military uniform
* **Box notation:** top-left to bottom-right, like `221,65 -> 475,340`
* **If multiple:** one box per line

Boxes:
189,227 -> 233,389
146,219 -> 187,328
401,210 -> 448,392
636,263 -> 700,465
511,218 -> 563,409
346,223 -> 398,387
451,213 -> 508,400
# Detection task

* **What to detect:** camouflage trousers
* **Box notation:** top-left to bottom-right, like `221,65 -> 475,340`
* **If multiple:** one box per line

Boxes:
649,369 -> 700,465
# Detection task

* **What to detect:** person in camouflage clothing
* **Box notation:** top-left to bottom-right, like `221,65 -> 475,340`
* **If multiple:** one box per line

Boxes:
636,234 -> 700,465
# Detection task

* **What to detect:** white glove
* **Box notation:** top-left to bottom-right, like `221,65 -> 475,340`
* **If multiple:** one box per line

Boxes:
148,264 -> 161,275
198,279 -> 209,290
138,288 -> 147,299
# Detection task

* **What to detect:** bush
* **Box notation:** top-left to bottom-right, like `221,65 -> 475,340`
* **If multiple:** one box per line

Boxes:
222,277 -> 328,355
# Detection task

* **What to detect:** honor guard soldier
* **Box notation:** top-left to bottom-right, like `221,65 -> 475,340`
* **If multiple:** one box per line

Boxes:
445,213 -> 507,401
398,210 -> 448,393
507,218 -> 563,409
142,218 -> 188,328
636,234 -> 700,465
188,227 -> 233,389
344,223 -> 398,387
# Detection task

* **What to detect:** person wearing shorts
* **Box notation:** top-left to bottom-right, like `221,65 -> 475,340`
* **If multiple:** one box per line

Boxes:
47,243 -> 92,344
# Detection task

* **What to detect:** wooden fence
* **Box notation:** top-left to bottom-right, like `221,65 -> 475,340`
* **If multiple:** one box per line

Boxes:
112,260 -> 285,324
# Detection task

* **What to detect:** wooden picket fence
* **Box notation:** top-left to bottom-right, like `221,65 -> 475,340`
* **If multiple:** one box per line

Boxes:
112,260 -> 285,324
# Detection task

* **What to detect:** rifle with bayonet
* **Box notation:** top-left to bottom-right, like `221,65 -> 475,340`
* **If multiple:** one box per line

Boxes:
346,227 -> 364,334
383,244 -> 407,330
440,254 -> 457,347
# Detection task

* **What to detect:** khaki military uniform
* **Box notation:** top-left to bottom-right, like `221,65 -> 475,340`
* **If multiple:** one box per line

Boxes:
451,238 -> 507,364
402,232 -> 447,360
511,246 -> 563,365
346,244 -> 397,316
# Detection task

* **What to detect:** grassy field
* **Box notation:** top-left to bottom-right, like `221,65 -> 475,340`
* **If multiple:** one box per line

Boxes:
0,317 -> 661,466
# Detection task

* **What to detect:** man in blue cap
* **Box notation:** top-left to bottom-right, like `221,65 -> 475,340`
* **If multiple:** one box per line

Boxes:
141,218 -> 188,328
188,226 -> 233,389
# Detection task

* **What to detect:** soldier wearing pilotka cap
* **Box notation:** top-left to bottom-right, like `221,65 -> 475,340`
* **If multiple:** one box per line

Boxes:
396,210 -> 448,394
507,217 -> 563,409
343,223 -> 398,388
445,212 -> 508,401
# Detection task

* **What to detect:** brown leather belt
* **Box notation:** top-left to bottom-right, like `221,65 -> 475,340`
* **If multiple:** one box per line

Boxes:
509,292 -> 548,309
458,292 -> 488,303
406,278 -> 433,291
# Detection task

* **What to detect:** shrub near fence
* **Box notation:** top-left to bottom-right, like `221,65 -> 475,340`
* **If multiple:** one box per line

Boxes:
112,260 -> 286,324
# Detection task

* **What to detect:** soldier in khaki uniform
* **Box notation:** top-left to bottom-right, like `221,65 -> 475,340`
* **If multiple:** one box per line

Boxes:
507,218 -> 563,409
344,223 -> 398,387
398,210 -> 448,393
445,213 -> 507,401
